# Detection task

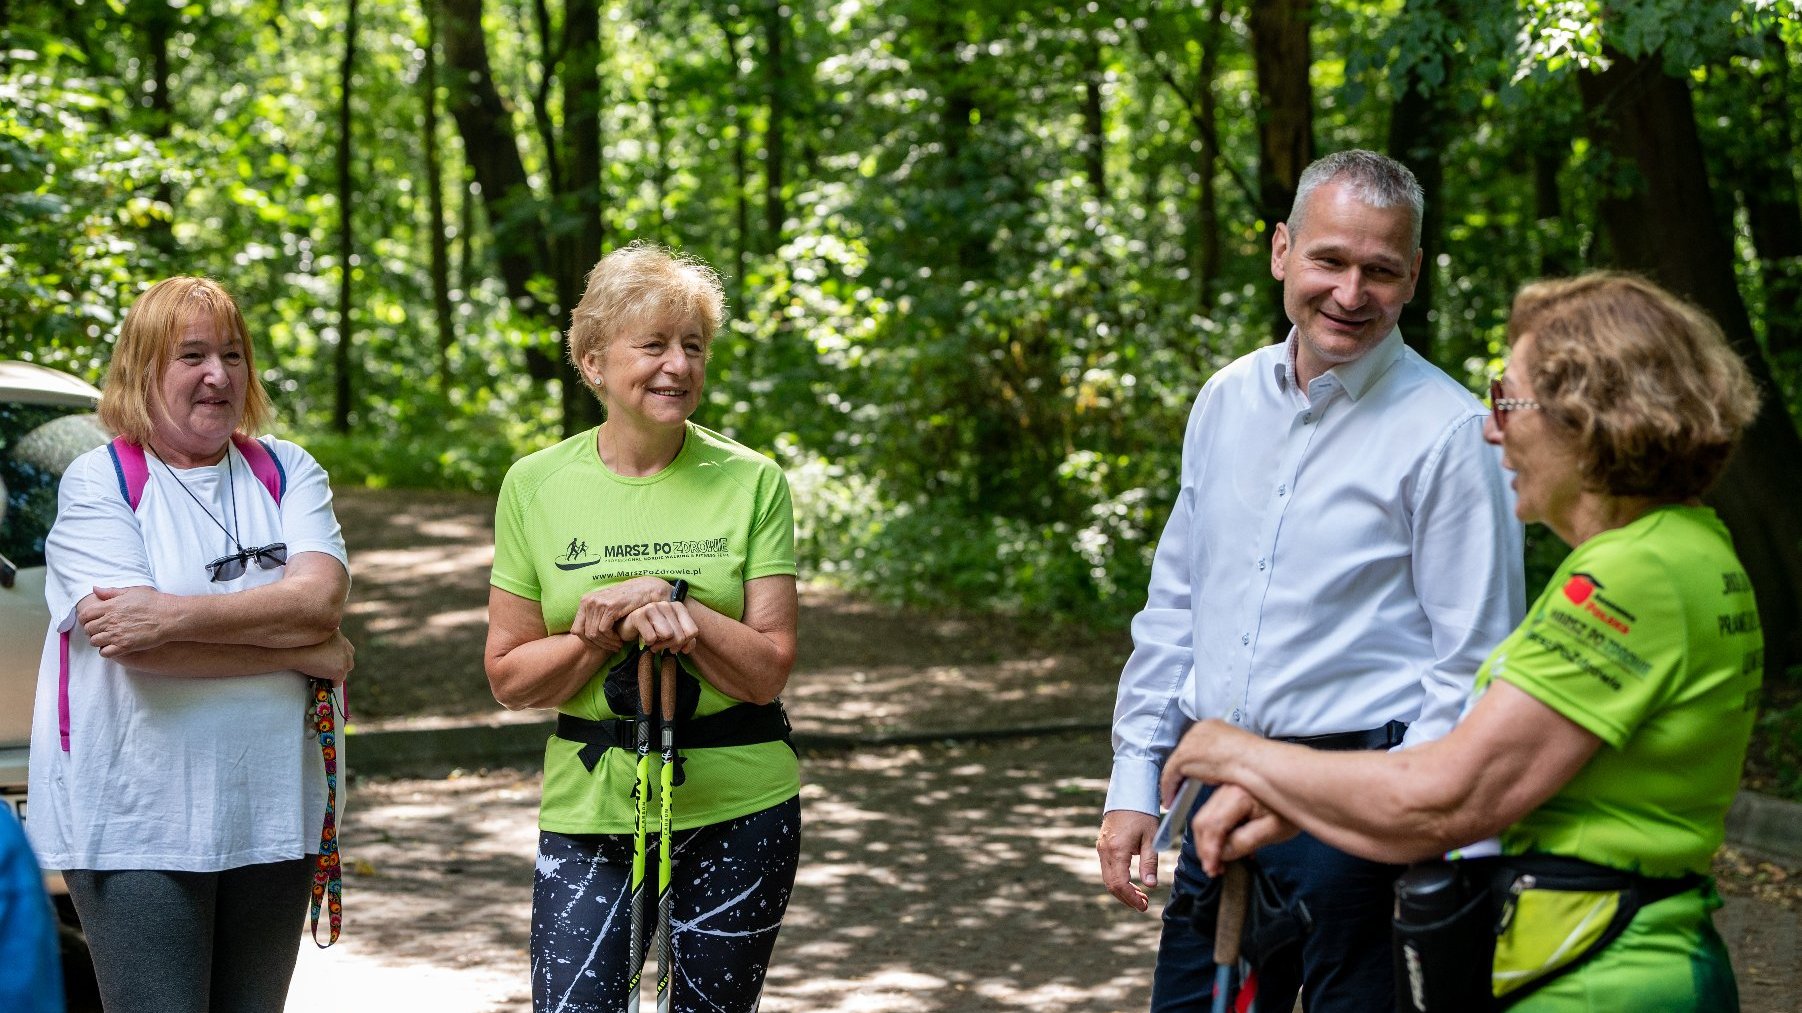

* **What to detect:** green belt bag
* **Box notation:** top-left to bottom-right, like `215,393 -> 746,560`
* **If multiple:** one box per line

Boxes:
1392,853 -> 1700,1012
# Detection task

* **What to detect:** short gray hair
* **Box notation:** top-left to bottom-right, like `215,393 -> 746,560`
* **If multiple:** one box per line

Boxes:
1287,150 -> 1424,250
566,241 -> 726,399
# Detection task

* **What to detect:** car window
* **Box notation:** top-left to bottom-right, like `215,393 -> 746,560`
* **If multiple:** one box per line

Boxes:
0,405 -> 110,569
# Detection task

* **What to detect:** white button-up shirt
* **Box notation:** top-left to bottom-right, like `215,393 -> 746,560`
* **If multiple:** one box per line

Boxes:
1105,328 -> 1524,816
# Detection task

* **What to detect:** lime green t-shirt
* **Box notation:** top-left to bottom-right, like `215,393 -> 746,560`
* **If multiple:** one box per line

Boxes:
1471,505 -> 1762,878
491,422 -> 799,834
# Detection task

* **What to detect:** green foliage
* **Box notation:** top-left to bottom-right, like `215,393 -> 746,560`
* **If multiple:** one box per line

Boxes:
302,424 -> 520,492
2,0 -> 1801,670
1752,676 -> 1802,801
0,30 -> 162,373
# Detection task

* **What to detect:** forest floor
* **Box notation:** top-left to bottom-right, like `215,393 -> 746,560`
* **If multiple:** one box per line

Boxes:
305,488 -> 1802,1013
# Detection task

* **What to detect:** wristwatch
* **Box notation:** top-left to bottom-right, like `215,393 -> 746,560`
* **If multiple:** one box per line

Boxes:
669,578 -> 689,603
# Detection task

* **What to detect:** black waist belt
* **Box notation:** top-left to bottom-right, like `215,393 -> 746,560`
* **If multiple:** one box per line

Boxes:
555,702 -> 794,774
1491,853 -> 1703,906
1276,719 -> 1409,752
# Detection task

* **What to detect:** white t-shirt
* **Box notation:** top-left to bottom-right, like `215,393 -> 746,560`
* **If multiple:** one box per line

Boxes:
26,436 -> 349,872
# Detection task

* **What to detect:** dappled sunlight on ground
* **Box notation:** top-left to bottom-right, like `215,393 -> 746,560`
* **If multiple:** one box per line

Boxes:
757,735 -> 1162,1012
334,488 -> 1129,738
287,735 -> 1161,1012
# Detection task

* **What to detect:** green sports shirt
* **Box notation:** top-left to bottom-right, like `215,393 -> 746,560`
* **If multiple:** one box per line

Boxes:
1472,505 -> 1762,878
491,422 -> 800,834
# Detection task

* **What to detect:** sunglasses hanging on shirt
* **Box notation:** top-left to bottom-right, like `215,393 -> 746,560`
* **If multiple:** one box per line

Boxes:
150,448 -> 288,582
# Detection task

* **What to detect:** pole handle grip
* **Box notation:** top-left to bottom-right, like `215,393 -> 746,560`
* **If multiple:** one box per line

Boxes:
637,649 -> 655,715
1213,861 -> 1249,966
660,653 -> 678,721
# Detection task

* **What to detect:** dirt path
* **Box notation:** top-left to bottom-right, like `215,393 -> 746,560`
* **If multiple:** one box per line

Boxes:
318,488 -> 1801,1012
294,737 -> 1159,1013
333,486 -> 1130,737
295,742 -> 1799,1013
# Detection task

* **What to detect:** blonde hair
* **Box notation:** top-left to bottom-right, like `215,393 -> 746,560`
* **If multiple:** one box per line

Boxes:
1507,272 -> 1760,500
98,277 -> 275,446
566,241 -> 726,397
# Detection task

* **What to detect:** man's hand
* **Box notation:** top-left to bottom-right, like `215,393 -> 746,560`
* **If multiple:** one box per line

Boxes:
1190,784 -> 1298,877
78,585 -> 172,657
1097,809 -> 1161,912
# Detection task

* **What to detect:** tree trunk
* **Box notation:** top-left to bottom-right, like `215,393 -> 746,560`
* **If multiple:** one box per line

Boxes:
556,0 -> 603,435
333,0 -> 358,434
1250,0 -> 1313,340
1193,0 -> 1224,315
762,0 -> 787,248
649,85 -> 669,242
1533,145 -> 1576,277
143,3 -> 176,252
1579,50 -> 1802,681
438,0 -> 554,379
1386,16 -> 1445,363
456,164 -> 476,297
1738,28 -> 1802,364
422,1 -> 456,394
1080,36 -> 1107,205
713,10 -> 750,305
530,0 -> 562,197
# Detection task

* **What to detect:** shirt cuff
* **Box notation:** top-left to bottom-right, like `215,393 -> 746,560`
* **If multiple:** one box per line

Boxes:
1104,755 -> 1163,816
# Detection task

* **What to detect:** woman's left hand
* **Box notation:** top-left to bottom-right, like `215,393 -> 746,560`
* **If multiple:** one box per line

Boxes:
77,585 -> 172,657
619,599 -> 699,655
1158,718 -> 1254,804
1189,784 -> 1299,876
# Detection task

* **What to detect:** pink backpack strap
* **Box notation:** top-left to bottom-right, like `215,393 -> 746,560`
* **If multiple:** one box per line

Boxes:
59,629 -> 72,752
107,434 -> 285,507
106,436 -> 150,510
231,433 -> 286,505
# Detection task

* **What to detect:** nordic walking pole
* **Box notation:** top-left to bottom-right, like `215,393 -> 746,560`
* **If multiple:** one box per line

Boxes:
626,649 -> 654,1013
656,651 -> 678,1013
1212,861 -> 1250,1013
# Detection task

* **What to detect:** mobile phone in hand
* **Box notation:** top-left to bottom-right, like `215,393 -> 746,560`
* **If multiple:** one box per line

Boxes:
1155,778 -> 1204,851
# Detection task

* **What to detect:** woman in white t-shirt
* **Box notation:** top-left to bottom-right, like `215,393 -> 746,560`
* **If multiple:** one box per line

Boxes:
26,277 -> 354,1013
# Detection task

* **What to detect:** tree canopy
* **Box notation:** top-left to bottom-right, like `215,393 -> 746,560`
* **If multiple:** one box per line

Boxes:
4,0 -> 1801,678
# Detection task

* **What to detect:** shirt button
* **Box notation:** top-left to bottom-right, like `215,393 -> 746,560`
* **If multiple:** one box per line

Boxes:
1303,413 -> 1313,423
1278,484 -> 1287,496
1240,633 -> 1250,645
1230,709 -> 1242,723
1257,558 -> 1266,570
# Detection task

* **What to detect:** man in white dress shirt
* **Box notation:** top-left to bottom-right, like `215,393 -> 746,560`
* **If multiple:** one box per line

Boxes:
1095,150 -> 1523,1011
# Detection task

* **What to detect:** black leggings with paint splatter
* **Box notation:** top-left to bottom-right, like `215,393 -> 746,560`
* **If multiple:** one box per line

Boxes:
531,796 -> 801,1013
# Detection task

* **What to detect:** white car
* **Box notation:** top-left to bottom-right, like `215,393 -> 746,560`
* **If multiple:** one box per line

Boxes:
1,361 -> 110,821
0,360 -> 108,1009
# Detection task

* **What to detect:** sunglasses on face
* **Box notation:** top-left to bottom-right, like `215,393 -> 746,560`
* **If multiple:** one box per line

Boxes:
206,542 -> 288,582
1488,380 -> 1541,430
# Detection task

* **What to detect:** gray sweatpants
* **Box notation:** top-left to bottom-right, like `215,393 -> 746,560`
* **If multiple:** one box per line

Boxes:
64,858 -> 311,1013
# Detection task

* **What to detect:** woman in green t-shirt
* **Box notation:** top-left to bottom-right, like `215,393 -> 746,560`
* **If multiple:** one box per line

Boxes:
1161,273 -> 1763,1011
485,242 -> 801,1013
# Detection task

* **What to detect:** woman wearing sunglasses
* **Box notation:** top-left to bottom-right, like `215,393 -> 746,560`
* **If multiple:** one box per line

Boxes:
1163,272 -> 1762,1011
26,277 -> 353,1012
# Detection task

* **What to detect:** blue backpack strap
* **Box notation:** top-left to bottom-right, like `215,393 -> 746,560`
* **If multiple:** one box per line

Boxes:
231,433 -> 285,505
107,436 -> 149,510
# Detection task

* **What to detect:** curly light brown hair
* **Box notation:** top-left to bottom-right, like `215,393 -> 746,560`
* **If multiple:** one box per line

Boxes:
566,241 -> 726,399
99,277 -> 276,446
1507,272 -> 1760,501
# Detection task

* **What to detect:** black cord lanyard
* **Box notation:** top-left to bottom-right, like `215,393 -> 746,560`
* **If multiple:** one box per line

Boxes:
149,448 -> 244,556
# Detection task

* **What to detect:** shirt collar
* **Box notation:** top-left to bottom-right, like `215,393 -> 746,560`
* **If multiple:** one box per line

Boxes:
1273,327 -> 1406,402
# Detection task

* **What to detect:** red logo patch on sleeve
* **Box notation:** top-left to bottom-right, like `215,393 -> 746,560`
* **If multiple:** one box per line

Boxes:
1562,573 -> 1598,605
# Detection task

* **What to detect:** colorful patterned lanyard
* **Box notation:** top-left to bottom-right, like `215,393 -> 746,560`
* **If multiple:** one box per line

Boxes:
309,677 -> 343,946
